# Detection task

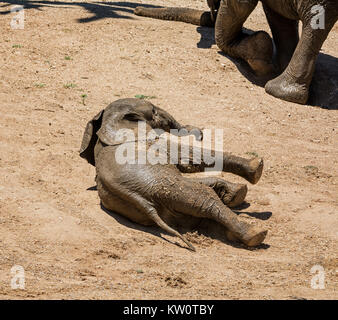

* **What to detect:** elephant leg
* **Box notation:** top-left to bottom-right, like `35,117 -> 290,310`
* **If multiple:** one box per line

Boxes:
97,173 -> 197,251
184,177 -> 247,208
163,178 -> 267,247
215,0 -> 274,75
173,144 -> 264,184
265,9 -> 338,104
97,147 -> 266,249
134,7 -> 214,27
263,4 -> 299,72
162,137 -> 263,183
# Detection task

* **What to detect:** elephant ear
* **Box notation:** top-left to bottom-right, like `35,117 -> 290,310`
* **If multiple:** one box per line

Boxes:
96,109 -> 146,145
79,110 -> 104,166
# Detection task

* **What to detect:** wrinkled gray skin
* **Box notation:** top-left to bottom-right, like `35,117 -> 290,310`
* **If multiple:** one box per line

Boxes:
135,0 -> 338,104
80,98 -> 267,251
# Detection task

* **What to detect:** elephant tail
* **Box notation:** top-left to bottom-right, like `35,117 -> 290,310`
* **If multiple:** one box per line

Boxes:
147,208 -> 196,252
134,6 -> 215,27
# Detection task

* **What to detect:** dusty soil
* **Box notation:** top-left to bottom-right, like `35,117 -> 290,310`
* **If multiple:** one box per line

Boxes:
0,0 -> 337,299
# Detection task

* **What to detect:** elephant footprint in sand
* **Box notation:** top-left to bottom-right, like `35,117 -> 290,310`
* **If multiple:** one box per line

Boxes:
80,98 -> 268,251
135,0 -> 338,105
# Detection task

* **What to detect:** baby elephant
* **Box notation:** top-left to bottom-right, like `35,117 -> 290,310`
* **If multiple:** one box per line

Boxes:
80,98 -> 267,250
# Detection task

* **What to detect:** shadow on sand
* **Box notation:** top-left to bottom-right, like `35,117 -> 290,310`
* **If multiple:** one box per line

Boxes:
0,1 -> 161,22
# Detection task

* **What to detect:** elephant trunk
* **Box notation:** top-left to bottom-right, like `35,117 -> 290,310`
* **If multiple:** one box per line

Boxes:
214,0 -> 258,57
214,2 -> 229,54
134,7 -> 215,27
215,0 -> 274,75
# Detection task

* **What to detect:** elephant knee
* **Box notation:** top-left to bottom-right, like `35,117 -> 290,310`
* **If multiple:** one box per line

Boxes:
198,197 -> 220,217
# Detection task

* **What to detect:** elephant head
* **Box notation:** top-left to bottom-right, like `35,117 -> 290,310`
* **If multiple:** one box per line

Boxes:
80,99 -> 203,166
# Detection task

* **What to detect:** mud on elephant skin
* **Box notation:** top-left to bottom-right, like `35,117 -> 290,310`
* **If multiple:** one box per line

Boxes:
134,0 -> 338,105
80,98 -> 268,251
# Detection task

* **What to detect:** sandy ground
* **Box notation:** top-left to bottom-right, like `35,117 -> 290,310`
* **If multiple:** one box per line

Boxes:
0,0 -> 337,300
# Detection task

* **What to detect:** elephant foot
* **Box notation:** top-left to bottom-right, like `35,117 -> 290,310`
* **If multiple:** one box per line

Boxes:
241,226 -> 268,247
213,180 -> 247,208
265,73 -> 309,105
134,6 -> 143,15
227,184 -> 248,208
226,225 -> 268,247
245,157 -> 264,185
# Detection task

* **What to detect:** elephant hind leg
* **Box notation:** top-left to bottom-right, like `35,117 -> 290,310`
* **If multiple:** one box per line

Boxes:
97,173 -> 196,251
134,7 -> 214,27
159,179 -> 267,247
263,4 -> 299,73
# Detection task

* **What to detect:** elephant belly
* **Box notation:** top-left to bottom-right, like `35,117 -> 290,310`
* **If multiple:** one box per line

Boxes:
261,0 -> 299,20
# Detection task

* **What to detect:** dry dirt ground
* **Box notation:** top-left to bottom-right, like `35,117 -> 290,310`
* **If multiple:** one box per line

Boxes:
0,0 -> 337,300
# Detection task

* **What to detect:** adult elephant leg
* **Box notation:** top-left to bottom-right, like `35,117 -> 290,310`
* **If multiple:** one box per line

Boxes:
184,177 -> 247,208
215,0 -> 274,75
265,9 -> 338,104
165,179 -> 267,247
263,4 -> 299,72
134,7 -> 214,27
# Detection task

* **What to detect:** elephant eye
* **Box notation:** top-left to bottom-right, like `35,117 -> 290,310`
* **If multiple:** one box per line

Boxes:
152,107 -> 158,117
